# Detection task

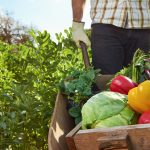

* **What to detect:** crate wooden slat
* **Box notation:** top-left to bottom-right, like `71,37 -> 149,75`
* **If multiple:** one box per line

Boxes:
66,123 -> 150,150
48,92 -> 75,150
66,122 -> 82,150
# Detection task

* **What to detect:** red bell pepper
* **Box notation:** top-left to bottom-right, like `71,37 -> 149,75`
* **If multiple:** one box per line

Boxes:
138,110 -> 150,124
110,75 -> 137,95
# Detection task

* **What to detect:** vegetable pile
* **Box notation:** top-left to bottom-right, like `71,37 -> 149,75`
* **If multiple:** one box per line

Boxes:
59,49 -> 150,129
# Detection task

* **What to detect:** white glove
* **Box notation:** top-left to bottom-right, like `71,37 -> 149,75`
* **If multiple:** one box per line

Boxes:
72,21 -> 91,47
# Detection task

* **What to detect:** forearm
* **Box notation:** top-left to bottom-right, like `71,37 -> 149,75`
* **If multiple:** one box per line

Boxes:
72,0 -> 86,22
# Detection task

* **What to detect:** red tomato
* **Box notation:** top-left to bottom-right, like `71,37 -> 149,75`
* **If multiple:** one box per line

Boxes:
138,110 -> 150,124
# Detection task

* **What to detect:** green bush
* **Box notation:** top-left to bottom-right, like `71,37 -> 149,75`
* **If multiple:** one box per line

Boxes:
0,29 -> 85,149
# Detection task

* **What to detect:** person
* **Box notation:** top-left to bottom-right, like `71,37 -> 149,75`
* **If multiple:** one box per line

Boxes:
71,0 -> 150,74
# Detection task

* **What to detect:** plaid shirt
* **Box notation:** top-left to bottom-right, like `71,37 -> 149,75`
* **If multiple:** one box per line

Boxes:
90,0 -> 150,28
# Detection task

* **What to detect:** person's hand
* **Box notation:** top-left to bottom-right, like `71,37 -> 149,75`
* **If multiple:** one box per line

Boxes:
72,21 -> 91,47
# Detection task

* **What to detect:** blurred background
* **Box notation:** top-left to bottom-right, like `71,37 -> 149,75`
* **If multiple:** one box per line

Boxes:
0,0 -> 91,39
0,0 -> 91,149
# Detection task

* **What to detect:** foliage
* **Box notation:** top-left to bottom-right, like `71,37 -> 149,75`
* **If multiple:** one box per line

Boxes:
131,49 -> 150,83
107,49 -> 150,87
0,28 -> 85,149
58,67 -> 100,103
58,67 -> 100,125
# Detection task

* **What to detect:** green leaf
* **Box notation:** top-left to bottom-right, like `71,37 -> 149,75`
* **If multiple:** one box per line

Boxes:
75,116 -> 82,125
0,122 -> 7,129
68,107 -> 81,118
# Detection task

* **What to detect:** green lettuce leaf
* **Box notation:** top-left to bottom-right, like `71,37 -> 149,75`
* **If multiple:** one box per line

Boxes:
81,91 -> 136,129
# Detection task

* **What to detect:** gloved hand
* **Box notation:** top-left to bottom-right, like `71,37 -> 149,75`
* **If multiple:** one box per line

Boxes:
72,21 -> 91,47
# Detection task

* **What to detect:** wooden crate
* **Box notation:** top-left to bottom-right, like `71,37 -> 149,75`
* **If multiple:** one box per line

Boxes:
65,76 -> 150,150
66,121 -> 150,150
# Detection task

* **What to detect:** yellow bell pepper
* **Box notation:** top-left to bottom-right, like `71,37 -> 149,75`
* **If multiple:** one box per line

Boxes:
128,80 -> 150,113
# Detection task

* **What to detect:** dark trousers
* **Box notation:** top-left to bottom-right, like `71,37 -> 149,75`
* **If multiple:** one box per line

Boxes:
91,24 -> 150,74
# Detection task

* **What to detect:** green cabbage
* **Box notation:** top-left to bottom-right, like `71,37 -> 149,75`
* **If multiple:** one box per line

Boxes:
81,91 -> 137,129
